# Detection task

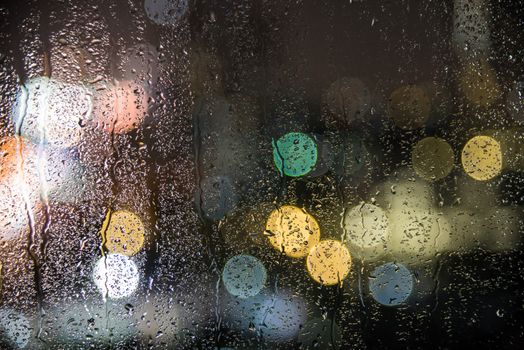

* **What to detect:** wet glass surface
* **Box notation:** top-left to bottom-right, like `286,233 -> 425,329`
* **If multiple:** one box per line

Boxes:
0,0 -> 523,348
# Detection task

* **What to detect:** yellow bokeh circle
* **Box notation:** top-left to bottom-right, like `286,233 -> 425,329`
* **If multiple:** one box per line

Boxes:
102,210 -> 145,256
265,205 -> 321,258
306,240 -> 352,286
411,137 -> 455,181
461,135 -> 502,181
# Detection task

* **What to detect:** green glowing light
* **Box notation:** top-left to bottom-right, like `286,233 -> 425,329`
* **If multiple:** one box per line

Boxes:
273,132 -> 317,177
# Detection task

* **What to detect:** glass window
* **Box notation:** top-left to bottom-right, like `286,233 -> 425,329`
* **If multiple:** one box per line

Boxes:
0,0 -> 523,348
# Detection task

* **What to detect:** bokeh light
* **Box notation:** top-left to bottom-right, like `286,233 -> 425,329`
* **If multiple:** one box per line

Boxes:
0,137 -> 40,240
388,85 -> 430,130
369,262 -> 413,306
461,135 -> 502,181
102,210 -> 145,256
373,169 -> 435,210
411,137 -> 455,181
93,253 -> 140,299
273,132 -> 318,177
265,205 -> 321,258
1,138 -> 86,240
12,77 -> 92,147
254,293 -> 308,341
93,80 -> 148,134
0,137 -> 18,181
222,254 -> 267,299
0,2 -> 522,348
344,202 -> 389,249
387,207 -> 452,261
306,240 -> 352,286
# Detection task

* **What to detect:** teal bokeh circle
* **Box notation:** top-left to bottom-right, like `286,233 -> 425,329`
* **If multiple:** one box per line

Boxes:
222,255 -> 267,299
273,132 -> 318,177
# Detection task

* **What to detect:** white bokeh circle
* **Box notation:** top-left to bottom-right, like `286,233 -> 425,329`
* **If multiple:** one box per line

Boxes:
93,253 -> 140,299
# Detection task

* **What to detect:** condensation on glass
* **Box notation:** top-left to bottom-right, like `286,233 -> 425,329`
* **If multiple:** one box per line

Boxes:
0,0 -> 523,349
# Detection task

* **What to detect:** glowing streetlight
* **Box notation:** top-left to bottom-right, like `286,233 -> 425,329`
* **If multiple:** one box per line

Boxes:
93,253 -> 140,300
306,240 -> 352,286
265,205 -> 321,258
